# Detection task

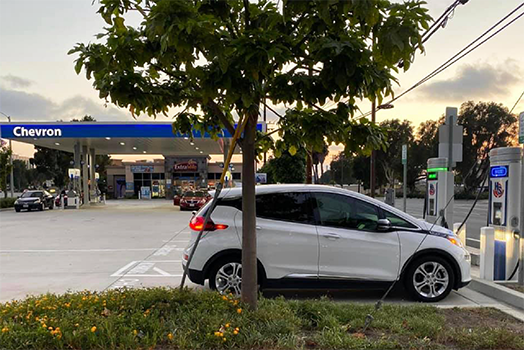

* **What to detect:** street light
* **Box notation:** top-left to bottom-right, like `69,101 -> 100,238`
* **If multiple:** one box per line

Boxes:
0,111 -> 14,198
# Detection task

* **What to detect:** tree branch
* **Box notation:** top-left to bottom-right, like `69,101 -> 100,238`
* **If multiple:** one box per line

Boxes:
262,101 -> 284,119
243,0 -> 251,29
206,100 -> 244,147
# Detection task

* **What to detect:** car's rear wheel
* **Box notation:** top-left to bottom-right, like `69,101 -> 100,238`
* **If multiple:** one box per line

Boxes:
209,258 -> 242,296
49,202 -> 54,210
404,255 -> 454,302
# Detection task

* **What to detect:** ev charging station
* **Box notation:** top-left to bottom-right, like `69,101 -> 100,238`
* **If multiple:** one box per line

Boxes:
426,157 -> 454,228
487,147 -> 522,281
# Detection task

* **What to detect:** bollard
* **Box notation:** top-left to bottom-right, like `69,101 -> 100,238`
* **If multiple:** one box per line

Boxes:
480,226 -> 495,281
76,197 -> 80,209
454,223 -> 466,247
103,193 -> 106,204
60,195 -> 64,210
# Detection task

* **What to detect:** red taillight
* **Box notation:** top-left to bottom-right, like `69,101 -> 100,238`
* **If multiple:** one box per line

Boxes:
189,216 -> 228,231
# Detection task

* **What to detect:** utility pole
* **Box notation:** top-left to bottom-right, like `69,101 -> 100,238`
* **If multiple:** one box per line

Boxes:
518,112 -> 524,286
0,112 -> 14,198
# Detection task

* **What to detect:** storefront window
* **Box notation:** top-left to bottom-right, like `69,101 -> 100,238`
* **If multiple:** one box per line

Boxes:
133,173 -> 165,197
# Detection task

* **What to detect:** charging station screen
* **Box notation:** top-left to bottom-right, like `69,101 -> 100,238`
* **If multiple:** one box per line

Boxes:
490,166 -> 509,178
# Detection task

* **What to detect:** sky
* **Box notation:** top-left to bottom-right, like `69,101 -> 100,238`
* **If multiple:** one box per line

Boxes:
0,0 -> 523,161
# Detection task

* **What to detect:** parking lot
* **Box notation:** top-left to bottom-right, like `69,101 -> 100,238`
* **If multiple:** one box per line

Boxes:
0,198 -> 506,310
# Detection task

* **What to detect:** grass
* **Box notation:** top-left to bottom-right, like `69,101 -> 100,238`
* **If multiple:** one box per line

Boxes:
1,288 -> 523,349
0,197 -> 16,208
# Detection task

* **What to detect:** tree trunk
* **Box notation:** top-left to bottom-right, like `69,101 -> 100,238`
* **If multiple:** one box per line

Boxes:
306,151 -> 313,184
241,112 -> 258,309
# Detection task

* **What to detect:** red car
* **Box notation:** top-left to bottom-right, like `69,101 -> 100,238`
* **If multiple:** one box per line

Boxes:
179,191 -> 210,211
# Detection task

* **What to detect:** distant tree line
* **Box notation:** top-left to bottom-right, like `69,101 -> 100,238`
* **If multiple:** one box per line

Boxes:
323,101 -> 518,194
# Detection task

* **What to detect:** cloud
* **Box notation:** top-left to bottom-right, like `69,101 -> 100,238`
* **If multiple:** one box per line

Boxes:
0,74 -> 34,89
417,60 -> 522,102
0,87 -> 130,121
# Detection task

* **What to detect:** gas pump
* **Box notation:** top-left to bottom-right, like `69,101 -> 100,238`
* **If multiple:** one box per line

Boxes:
67,168 -> 81,208
488,147 -> 522,281
426,157 -> 454,228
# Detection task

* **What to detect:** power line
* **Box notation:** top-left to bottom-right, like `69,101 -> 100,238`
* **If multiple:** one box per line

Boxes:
509,89 -> 524,114
323,0 -> 466,111
357,3 -> 524,120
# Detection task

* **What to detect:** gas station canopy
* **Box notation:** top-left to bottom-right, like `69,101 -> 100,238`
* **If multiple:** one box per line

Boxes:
0,122 -> 265,155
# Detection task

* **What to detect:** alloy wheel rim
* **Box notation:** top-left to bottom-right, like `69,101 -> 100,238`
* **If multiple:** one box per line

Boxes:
215,262 -> 242,296
413,261 -> 449,298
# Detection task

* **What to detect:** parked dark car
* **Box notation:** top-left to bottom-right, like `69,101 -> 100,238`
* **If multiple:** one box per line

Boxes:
14,190 -> 54,212
179,191 -> 211,211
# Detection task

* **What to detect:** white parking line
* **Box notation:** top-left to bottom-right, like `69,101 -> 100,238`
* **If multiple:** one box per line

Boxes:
111,260 -> 182,277
111,261 -> 137,276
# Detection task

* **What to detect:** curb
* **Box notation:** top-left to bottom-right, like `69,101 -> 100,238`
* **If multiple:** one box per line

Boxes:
0,207 -> 14,212
468,278 -> 524,311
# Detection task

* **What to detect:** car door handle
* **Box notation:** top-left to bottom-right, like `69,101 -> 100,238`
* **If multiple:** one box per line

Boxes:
322,233 -> 340,240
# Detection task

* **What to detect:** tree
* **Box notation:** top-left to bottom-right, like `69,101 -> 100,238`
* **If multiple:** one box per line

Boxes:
457,101 -> 518,193
12,159 -> 34,191
30,147 -> 73,188
376,119 -> 413,187
408,119 -> 439,192
259,150 -> 306,184
0,146 -> 13,198
71,0 -> 430,308
312,143 -> 329,183
329,152 -> 354,185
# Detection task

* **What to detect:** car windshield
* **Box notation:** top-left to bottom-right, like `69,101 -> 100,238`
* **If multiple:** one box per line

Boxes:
184,191 -> 205,197
21,191 -> 43,198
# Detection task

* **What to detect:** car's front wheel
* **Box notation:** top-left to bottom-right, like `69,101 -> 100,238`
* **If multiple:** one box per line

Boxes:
209,258 -> 243,296
404,255 -> 454,302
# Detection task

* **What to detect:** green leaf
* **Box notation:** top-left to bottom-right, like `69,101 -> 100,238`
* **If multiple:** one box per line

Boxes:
289,145 -> 297,156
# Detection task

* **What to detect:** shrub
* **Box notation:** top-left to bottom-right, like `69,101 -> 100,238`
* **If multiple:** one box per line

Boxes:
0,197 -> 16,208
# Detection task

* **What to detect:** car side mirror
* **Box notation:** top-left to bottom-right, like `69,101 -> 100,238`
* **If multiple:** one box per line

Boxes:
377,219 -> 392,231
191,211 -> 197,216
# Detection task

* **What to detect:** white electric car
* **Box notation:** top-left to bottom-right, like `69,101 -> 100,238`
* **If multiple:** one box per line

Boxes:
182,185 -> 471,302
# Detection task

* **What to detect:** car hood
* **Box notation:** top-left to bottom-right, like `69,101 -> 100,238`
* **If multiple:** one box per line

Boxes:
415,218 -> 455,236
17,198 -> 39,202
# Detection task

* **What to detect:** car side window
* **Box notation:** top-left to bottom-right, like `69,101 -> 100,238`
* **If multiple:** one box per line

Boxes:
383,210 -> 417,229
256,192 -> 314,224
314,193 -> 379,231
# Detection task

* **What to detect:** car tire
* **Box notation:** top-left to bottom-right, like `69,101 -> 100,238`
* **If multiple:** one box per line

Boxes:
15,207 -> 20,212
49,203 -> 54,210
404,255 -> 455,302
209,257 -> 264,296
209,257 -> 245,296
39,203 -> 44,211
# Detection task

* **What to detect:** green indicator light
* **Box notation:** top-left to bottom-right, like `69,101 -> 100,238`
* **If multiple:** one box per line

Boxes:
427,167 -> 448,173
428,173 -> 437,179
